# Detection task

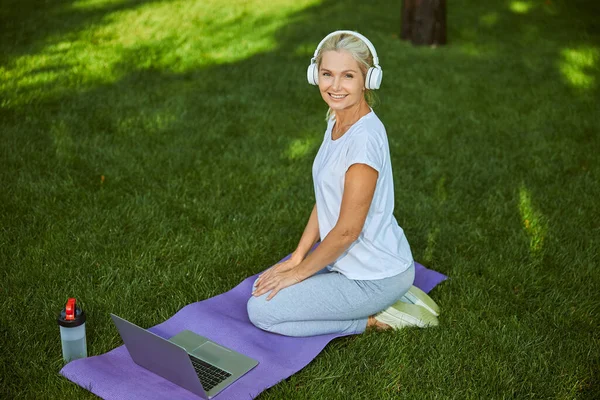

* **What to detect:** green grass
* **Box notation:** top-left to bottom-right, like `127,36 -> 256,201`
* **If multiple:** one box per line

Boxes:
1,0 -> 599,398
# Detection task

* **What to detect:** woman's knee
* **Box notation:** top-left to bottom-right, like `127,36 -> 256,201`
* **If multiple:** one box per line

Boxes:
246,296 -> 273,330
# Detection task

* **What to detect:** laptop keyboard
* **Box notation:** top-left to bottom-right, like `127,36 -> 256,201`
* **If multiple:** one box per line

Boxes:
189,355 -> 232,392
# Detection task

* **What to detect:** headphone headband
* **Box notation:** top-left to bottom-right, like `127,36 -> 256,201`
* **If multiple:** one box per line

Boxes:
311,30 -> 380,66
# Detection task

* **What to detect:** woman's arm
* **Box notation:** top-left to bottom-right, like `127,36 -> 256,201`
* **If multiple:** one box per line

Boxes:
252,163 -> 378,299
290,204 -> 320,263
292,163 -> 378,281
253,204 -> 319,290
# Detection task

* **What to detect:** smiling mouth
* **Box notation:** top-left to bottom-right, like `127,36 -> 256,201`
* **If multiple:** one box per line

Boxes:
328,93 -> 348,100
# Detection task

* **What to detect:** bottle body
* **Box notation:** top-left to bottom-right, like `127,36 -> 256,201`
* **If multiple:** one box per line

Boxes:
57,298 -> 87,363
60,323 -> 87,362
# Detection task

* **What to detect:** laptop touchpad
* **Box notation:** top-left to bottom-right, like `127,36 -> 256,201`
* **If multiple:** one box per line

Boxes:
191,342 -> 231,364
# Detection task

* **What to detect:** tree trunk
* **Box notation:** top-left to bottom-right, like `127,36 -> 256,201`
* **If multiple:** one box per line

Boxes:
401,0 -> 447,46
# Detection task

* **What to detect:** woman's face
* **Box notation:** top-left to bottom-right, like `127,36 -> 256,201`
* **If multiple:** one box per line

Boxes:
318,50 -> 366,113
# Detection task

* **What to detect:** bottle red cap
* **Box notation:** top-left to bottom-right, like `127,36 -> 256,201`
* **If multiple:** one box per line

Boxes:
65,298 -> 76,321
58,298 -> 86,328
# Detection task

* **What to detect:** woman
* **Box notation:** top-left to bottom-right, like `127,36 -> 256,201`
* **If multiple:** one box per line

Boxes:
247,31 -> 438,337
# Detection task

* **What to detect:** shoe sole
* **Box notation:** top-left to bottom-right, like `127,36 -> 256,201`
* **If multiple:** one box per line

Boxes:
400,285 -> 440,317
375,302 -> 439,329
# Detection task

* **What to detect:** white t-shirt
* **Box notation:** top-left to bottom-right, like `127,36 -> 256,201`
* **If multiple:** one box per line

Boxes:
312,110 -> 414,280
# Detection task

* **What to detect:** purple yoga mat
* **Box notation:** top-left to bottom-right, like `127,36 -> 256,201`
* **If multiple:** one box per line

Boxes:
60,261 -> 446,400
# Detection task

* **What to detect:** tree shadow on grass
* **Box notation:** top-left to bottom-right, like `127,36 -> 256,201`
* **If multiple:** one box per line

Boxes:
0,0 -> 172,63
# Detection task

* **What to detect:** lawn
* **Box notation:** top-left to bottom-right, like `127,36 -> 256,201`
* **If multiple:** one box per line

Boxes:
1,0 -> 599,398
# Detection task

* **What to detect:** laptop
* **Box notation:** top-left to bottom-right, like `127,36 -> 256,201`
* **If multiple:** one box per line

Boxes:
110,314 -> 258,399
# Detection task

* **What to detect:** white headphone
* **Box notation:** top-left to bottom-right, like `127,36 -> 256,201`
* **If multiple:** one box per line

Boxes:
307,30 -> 383,90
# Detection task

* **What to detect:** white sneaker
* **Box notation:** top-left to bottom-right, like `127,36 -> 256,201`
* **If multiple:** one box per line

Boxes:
374,302 -> 439,329
399,285 -> 440,317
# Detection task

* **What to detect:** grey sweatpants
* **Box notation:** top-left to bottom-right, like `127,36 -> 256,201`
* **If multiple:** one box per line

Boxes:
246,263 -> 415,337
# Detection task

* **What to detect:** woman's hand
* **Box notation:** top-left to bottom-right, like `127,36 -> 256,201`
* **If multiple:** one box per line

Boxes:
253,258 -> 303,300
254,255 -> 302,288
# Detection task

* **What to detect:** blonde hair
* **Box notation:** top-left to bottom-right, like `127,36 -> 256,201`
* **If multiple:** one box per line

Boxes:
315,32 -> 378,120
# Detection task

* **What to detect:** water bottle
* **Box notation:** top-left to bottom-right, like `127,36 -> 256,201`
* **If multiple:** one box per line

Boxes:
57,298 -> 87,362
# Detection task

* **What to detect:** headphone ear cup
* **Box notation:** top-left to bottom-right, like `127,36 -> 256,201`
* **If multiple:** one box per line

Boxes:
307,63 -> 318,85
365,66 -> 383,90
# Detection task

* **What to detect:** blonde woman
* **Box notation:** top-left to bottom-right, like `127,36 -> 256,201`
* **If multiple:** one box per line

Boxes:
247,31 -> 437,336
